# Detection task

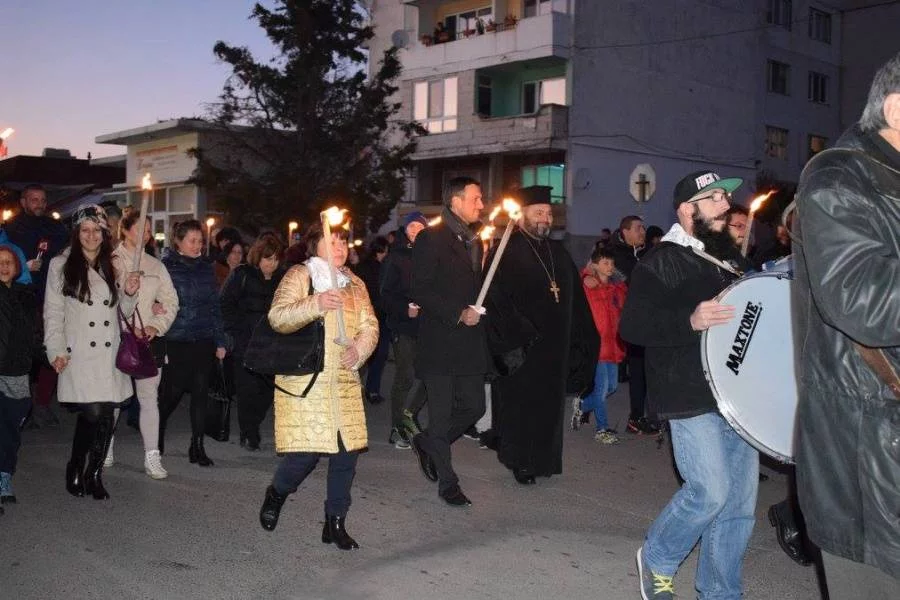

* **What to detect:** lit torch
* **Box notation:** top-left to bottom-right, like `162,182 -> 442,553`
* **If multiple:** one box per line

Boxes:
473,198 -> 522,310
320,206 -> 351,345
0,128 -> 13,158
134,174 -> 152,271
427,216 -> 442,227
742,191 -> 775,257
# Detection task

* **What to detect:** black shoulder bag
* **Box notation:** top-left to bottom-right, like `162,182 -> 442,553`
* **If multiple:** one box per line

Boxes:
242,275 -> 325,398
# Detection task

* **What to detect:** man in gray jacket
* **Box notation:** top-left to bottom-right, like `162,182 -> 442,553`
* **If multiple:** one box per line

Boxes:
793,52 -> 900,597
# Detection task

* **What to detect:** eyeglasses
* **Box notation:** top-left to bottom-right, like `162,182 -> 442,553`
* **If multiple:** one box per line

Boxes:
691,190 -> 732,203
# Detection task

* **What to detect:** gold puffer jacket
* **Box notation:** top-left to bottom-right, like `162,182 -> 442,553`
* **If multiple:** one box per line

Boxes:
268,264 -> 379,454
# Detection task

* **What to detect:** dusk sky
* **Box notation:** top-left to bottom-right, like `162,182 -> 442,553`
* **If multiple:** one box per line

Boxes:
1,1 -> 277,159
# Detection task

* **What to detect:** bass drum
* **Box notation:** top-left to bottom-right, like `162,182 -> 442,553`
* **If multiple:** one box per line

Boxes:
701,272 -> 798,463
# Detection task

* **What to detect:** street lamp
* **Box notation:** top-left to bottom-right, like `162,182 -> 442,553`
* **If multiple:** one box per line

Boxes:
205,217 -> 215,255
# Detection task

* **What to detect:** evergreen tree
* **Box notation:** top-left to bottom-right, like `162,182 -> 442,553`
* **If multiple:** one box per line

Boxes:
192,0 -> 422,235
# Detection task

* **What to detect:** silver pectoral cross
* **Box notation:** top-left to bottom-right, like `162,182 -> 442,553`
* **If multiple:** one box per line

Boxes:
550,280 -> 560,303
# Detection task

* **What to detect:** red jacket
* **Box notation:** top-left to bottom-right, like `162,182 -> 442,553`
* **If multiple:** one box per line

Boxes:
581,269 -> 627,363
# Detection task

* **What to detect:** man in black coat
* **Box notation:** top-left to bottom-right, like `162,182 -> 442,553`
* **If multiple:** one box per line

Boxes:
621,170 -> 757,600
380,212 -> 429,449
484,186 -> 597,485
792,53 -> 900,597
409,177 -> 488,507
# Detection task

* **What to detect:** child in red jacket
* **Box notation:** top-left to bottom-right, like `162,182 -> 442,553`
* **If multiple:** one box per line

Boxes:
573,247 -> 627,443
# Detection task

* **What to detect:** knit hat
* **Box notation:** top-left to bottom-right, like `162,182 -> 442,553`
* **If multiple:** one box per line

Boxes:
403,211 -> 429,228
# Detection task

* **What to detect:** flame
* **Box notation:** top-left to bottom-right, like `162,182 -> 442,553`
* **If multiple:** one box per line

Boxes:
0,128 -> 13,140
502,197 -> 522,220
487,206 -> 502,223
479,225 -> 496,241
51,212 -> 61,220
288,221 -> 298,231
1,209 -> 12,221
427,216 -> 442,227
205,217 -> 216,227
750,191 -> 775,213
141,173 -> 152,191
322,206 -> 347,227
353,239 -> 363,247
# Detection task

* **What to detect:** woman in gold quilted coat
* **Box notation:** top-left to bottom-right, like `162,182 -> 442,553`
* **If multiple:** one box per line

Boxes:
258,223 -> 378,550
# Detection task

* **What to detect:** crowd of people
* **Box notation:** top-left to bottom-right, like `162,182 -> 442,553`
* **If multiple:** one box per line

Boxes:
0,52 -> 897,600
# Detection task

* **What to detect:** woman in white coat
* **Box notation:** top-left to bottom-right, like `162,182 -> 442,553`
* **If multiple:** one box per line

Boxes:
44,205 -> 140,500
108,210 -> 179,479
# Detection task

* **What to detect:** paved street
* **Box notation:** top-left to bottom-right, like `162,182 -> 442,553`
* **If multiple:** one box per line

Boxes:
2,370 -> 822,599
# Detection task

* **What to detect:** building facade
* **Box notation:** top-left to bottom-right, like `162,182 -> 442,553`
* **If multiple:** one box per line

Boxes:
370,0 -> 856,258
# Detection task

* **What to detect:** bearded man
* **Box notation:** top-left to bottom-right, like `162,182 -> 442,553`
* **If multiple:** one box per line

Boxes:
620,171 -> 758,600
484,185 -> 597,485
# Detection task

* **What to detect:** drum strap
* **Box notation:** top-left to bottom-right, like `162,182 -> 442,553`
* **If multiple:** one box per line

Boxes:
854,343 -> 900,401
689,247 -> 742,276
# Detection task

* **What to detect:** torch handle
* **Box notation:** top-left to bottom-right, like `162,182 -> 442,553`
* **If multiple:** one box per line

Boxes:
740,212 -> 754,258
474,219 -> 515,309
133,192 -> 151,271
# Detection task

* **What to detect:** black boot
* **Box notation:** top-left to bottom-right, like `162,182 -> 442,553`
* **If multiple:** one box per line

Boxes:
188,435 -> 214,466
321,514 -> 359,550
83,413 -> 114,500
66,415 -> 94,497
259,485 -> 287,531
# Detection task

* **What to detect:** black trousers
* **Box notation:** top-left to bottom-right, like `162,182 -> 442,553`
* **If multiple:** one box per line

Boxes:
389,334 -> 427,428
233,354 -> 273,441
626,343 -> 647,420
272,436 -> 358,518
0,392 -> 32,474
421,374 -> 485,494
159,340 -> 216,440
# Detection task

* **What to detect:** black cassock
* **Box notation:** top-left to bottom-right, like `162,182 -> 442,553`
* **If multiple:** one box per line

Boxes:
484,229 -> 598,477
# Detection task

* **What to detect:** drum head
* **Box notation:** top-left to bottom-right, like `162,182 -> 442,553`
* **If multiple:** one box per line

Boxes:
701,273 -> 797,463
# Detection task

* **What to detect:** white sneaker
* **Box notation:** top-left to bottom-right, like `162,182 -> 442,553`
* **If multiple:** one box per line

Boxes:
144,450 -> 168,480
570,397 -> 584,431
104,437 -> 115,467
594,429 -> 620,445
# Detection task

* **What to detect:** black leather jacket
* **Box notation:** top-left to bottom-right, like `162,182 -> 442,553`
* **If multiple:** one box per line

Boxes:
792,125 -> 900,578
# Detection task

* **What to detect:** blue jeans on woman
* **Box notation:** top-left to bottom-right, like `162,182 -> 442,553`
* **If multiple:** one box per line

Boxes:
581,361 -> 618,431
642,412 -> 759,599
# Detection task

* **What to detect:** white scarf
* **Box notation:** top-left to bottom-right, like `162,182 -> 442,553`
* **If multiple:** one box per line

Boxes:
305,256 -> 350,292
661,223 -> 705,251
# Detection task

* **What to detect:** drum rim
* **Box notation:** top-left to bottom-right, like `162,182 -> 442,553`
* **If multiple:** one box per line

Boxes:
700,272 -> 795,464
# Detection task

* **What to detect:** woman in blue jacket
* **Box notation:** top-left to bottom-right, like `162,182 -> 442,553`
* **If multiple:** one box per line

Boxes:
159,220 -> 227,466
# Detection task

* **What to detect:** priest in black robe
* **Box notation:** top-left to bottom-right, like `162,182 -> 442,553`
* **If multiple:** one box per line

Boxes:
484,186 -> 598,484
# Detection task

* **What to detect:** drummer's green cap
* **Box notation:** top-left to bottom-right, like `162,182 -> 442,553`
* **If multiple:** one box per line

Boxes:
673,171 -> 744,210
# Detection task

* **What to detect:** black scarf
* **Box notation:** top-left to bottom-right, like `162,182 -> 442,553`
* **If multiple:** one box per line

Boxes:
442,206 -> 481,273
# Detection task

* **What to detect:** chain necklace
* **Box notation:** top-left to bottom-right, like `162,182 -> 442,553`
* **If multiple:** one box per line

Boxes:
520,230 -> 560,303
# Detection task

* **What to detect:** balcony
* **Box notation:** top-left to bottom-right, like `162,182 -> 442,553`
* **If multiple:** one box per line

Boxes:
413,104 -> 568,160
399,11 -> 571,81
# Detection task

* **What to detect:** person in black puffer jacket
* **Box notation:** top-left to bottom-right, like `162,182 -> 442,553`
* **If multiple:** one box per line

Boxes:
380,212 -> 429,448
159,220 -> 228,467
221,233 -> 286,451
0,244 -> 38,508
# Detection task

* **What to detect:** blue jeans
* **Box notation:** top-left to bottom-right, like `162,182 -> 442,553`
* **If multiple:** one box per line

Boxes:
581,361 -> 617,431
272,437 -> 359,518
643,412 -> 758,599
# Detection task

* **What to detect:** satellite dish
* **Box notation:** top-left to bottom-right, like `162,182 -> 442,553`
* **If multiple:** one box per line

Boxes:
573,167 -> 592,190
391,29 -> 410,49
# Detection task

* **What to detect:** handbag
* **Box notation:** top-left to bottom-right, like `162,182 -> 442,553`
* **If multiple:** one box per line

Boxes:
205,359 -> 232,442
242,274 -> 325,398
115,307 -> 159,379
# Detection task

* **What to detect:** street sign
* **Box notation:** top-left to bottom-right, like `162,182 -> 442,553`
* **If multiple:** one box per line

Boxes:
629,164 -> 656,203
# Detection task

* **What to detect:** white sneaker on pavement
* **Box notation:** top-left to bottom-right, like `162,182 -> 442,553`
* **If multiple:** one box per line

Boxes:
144,450 -> 168,479
104,437 -> 115,467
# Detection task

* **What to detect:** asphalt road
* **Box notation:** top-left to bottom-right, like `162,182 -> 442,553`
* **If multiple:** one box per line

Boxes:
1,370 -> 822,599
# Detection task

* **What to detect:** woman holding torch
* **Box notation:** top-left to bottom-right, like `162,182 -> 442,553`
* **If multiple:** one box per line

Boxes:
258,219 -> 379,550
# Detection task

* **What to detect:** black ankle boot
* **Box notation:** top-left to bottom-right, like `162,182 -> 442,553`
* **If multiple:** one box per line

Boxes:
321,514 -> 359,550
259,485 -> 287,531
83,414 -> 114,500
189,435 -> 214,466
66,416 -> 94,497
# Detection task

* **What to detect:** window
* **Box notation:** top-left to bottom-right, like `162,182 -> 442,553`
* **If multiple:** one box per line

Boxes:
808,71 -> 829,103
767,60 -> 790,95
477,75 -> 492,115
765,126 -> 789,160
809,8 -> 832,43
766,0 -> 792,30
521,164 -> 566,203
524,0 -> 553,18
169,186 -> 195,213
808,135 -> 827,160
413,77 -> 458,133
522,77 -> 567,113
446,5 -> 492,38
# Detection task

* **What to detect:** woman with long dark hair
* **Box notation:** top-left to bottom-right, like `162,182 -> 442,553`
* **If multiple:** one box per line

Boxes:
220,232 -> 285,451
44,204 -> 141,500
258,223 -> 378,549
159,220 -> 227,466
